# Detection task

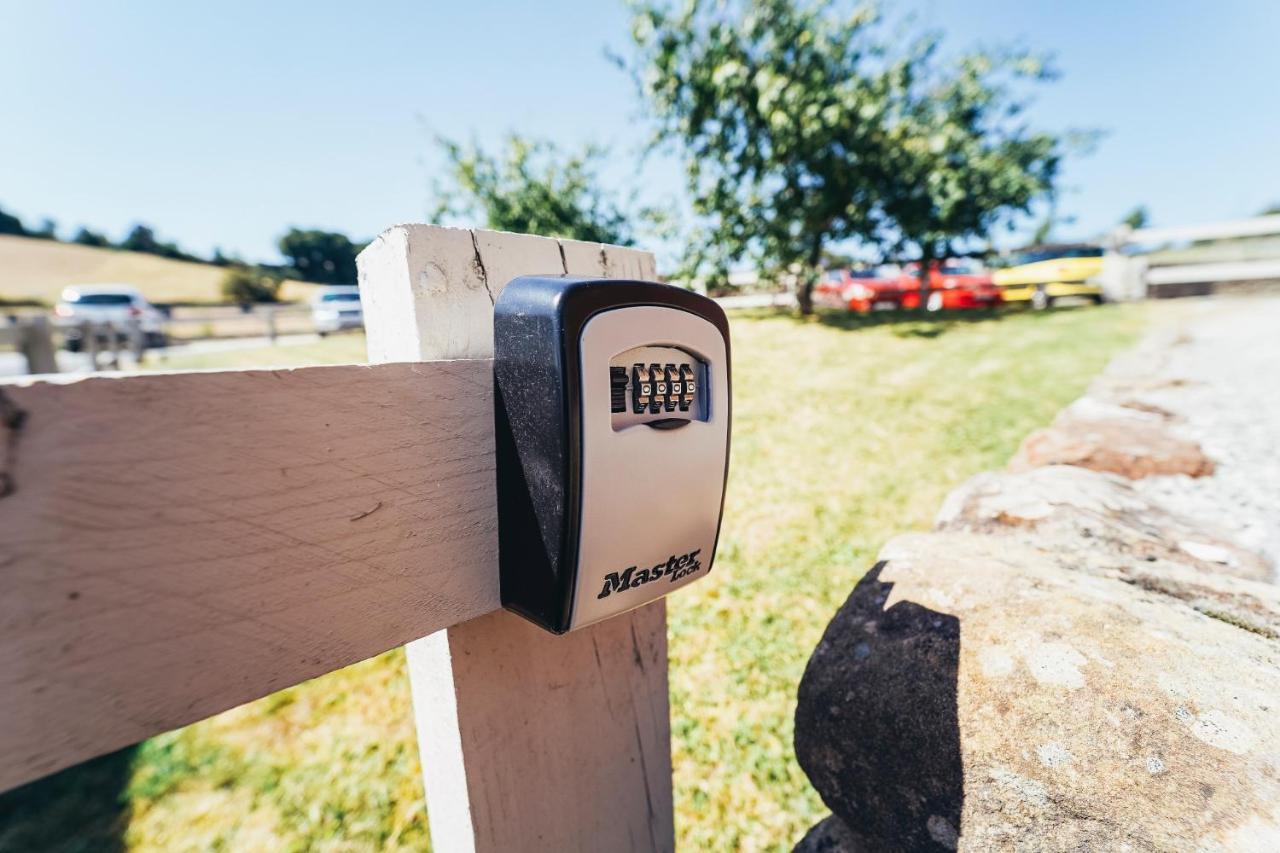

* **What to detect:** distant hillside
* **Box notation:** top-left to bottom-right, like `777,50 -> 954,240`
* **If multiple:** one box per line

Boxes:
0,235 -> 315,305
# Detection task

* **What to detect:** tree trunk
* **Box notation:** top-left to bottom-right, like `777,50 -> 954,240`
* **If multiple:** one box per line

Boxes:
797,276 -> 816,315
797,238 -> 824,316
917,247 -> 933,312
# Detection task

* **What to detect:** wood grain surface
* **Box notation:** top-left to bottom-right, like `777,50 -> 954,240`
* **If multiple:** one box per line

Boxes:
0,360 -> 500,791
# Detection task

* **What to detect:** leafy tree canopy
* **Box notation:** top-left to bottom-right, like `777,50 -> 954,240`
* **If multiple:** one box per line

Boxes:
277,228 -> 364,285
432,134 -> 635,246
628,0 -> 889,306
0,205 -> 26,236
119,224 -> 198,261
1119,205 -> 1149,230
627,0 -> 1074,309
221,265 -> 282,303
878,44 -> 1070,291
210,246 -> 240,267
72,227 -> 111,247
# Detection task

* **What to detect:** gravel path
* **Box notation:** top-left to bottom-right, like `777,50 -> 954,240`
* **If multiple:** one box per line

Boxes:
1100,295 -> 1280,574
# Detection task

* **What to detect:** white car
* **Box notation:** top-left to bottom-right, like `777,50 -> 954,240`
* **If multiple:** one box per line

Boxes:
311,286 -> 363,335
54,284 -> 168,351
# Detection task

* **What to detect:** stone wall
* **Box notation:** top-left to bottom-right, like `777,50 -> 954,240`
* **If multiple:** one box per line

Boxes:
792,300 -> 1280,851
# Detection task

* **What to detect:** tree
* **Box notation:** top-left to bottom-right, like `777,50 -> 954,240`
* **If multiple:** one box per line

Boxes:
627,0 -> 891,312
431,134 -> 635,246
1030,215 -> 1053,246
874,45 -> 1069,301
277,228 -> 362,284
0,205 -> 27,236
119,223 -> 196,261
220,266 -> 282,304
32,218 -> 57,240
627,1 -> 1073,312
210,246 -> 242,267
72,227 -> 111,247
1030,193 -> 1077,245
1120,205 -> 1149,230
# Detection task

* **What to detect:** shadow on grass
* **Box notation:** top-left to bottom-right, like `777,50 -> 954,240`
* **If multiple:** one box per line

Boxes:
730,302 -> 1093,339
815,307 -> 1005,337
0,747 -> 135,853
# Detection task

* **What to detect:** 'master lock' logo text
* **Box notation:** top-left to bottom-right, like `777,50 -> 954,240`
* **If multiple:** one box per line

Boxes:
597,549 -> 702,599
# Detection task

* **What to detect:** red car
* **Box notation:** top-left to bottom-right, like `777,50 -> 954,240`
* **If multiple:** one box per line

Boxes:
815,268 -> 905,312
898,261 -> 1003,311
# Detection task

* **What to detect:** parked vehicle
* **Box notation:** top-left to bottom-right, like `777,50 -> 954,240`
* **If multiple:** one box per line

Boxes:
992,244 -> 1105,309
815,267 -> 905,312
311,286 -> 363,335
898,261 -> 1003,311
54,284 -> 168,351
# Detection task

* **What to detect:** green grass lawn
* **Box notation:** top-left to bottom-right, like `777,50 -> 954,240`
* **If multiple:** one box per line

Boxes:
0,305 -> 1150,852
0,234 -> 316,306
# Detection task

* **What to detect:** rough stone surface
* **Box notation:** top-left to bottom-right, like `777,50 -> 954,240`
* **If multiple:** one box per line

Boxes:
935,465 -> 1270,582
1104,299 -> 1280,572
1059,394 -> 1175,426
934,465 -> 1278,639
1009,416 -> 1215,479
795,299 -> 1280,851
794,532 -> 1280,852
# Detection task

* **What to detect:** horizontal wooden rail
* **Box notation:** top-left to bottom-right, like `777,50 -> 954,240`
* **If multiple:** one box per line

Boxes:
0,360 -> 500,791
1146,258 -> 1280,285
161,307 -> 312,323
1121,213 -> 1280,245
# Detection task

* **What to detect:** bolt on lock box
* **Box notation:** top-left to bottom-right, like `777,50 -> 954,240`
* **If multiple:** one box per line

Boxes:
493,276 -> 731,633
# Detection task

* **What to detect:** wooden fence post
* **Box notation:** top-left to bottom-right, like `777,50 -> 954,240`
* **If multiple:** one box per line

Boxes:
107,323 -> 122,370
19,316 -> 59,375
127,316 -> 146,364
81,320 -> 99,370
359,226 -> 675,852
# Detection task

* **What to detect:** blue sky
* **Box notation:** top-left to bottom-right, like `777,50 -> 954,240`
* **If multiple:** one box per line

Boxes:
3,0 -> 1278,267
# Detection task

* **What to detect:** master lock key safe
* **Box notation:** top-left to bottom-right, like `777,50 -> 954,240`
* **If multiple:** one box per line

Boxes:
493,276 -> 732,634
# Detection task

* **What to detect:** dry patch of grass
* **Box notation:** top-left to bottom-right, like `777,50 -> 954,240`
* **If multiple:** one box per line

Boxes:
0,235 -> 314,305
0,304 -> 1151,852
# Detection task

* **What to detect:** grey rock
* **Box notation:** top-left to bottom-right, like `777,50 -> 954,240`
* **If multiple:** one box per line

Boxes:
935,464 -> 1270,581
794,532 -> 1280,852
1059,395 -> 1173,426
1009,416 -> 1215,479
935,465 -> 1278,637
